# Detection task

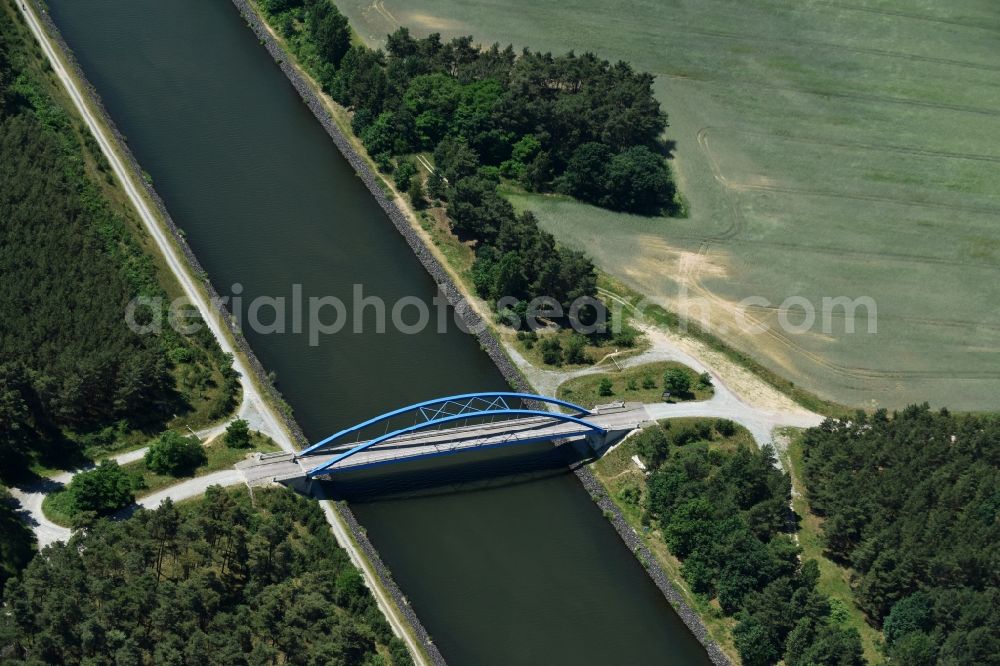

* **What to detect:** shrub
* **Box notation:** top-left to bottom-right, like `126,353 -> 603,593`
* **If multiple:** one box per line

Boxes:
663,368 -> 691,397
408,178 -> 426,209
598,378 -> 614,396
167,346 -> 193,365
715,419 -> 737,437
619,483 -> 641,506
884,592 -> 934,646
427,169 -> 445,199
394,160 -> 417,191
540,337 -> 563,366
669,424 -> 702,446
373,151 -> 393,173
144,431 -> 206,476
613,326 -> 638,348
564,335 -> 590,365
635,426 -> 670,469
67,460 -> 134,516
224,419 -> 252,449
360,112 -> 395,156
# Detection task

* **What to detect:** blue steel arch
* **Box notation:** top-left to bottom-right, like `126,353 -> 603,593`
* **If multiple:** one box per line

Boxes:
304,407 -> 606,477
298,392 -> 592,457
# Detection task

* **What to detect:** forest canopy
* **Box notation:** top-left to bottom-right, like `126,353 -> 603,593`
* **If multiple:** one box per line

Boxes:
0,10 -> 237,483
633,422 -> 865,666
1,486 -> 413,666
257,0 -> 681,322
267,0 -> 675,214
801,405 -> 1000,665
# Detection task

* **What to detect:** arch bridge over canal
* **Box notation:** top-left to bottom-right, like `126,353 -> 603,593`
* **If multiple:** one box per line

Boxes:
237,392 -> 651,485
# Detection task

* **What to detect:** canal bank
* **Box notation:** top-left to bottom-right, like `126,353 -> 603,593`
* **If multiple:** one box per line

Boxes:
16,1 -> 437,660
16,0 -> 304,449
233,2 -> 729,662
40,0 -> 717,663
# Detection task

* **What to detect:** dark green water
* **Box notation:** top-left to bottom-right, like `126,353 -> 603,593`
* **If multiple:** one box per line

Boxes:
44,1 -> 711,663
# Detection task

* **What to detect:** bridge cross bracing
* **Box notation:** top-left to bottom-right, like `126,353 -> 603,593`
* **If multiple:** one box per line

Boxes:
237,393 -> 650,485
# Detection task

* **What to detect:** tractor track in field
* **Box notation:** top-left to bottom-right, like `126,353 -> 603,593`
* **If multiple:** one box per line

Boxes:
692,126 -> 1000,274
672,73 -> 1000,118
725,182 -> 1000,217
722,237 -> 1000,272
668,24 -> 1000,74
701,125 -> 1000,164
740,302 -> 1000,336
678,269 -> 1000,383
813,1 -> 1000,34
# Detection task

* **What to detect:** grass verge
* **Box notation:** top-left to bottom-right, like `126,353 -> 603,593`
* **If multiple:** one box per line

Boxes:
557,361 -> 713,408
123,432 -> 279,497
780,429 -> 885,664
41,432 -> 279,528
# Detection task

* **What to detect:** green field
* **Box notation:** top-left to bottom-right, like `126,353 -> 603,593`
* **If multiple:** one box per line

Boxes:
338,0 -> 1000,411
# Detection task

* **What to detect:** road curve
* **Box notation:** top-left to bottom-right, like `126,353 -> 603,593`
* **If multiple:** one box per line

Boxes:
511,321 -> 825,452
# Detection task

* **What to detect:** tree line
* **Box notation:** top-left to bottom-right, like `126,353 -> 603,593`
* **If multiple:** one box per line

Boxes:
1,486 -> 413,665
801,405 -> 999,665
259,0 -> 679,320
265,0 -> 675,211
632,422 -> 866,666
0,9 -> 237,484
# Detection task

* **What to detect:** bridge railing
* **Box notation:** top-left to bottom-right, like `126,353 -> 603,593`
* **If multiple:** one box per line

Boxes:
298,392 -> 592,457
304,404 -> 605,478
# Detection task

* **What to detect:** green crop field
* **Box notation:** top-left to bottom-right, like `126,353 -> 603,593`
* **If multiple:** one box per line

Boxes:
338,0 -> 1000,411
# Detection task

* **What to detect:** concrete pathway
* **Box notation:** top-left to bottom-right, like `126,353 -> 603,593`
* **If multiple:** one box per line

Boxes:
14,0 -> 295,456
510,321 -> 824,449
7,420 -> 237,547
134,470 -> 244,511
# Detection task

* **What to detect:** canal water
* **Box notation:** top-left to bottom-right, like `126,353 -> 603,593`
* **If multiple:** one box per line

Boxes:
44,1 -> 711,663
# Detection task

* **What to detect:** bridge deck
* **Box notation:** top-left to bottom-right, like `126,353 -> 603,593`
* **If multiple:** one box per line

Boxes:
237,402 -> 650,484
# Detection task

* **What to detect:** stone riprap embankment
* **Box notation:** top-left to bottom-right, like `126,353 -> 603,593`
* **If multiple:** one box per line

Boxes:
230,2 -> 733,662
230,0 -> 530,397
28,0 -> 308,448
334,503 -> 448,666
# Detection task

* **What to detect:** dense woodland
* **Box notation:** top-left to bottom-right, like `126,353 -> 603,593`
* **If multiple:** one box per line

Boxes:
634,422 -> 865,666
0,486 -> 412,665
0,487 -> 34,593
802,405 -> 999,665
0,9 -> 237,485
259,0 -> 678,318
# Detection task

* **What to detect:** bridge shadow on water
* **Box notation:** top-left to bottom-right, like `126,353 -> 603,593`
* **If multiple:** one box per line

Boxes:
308,438 -> 607,503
